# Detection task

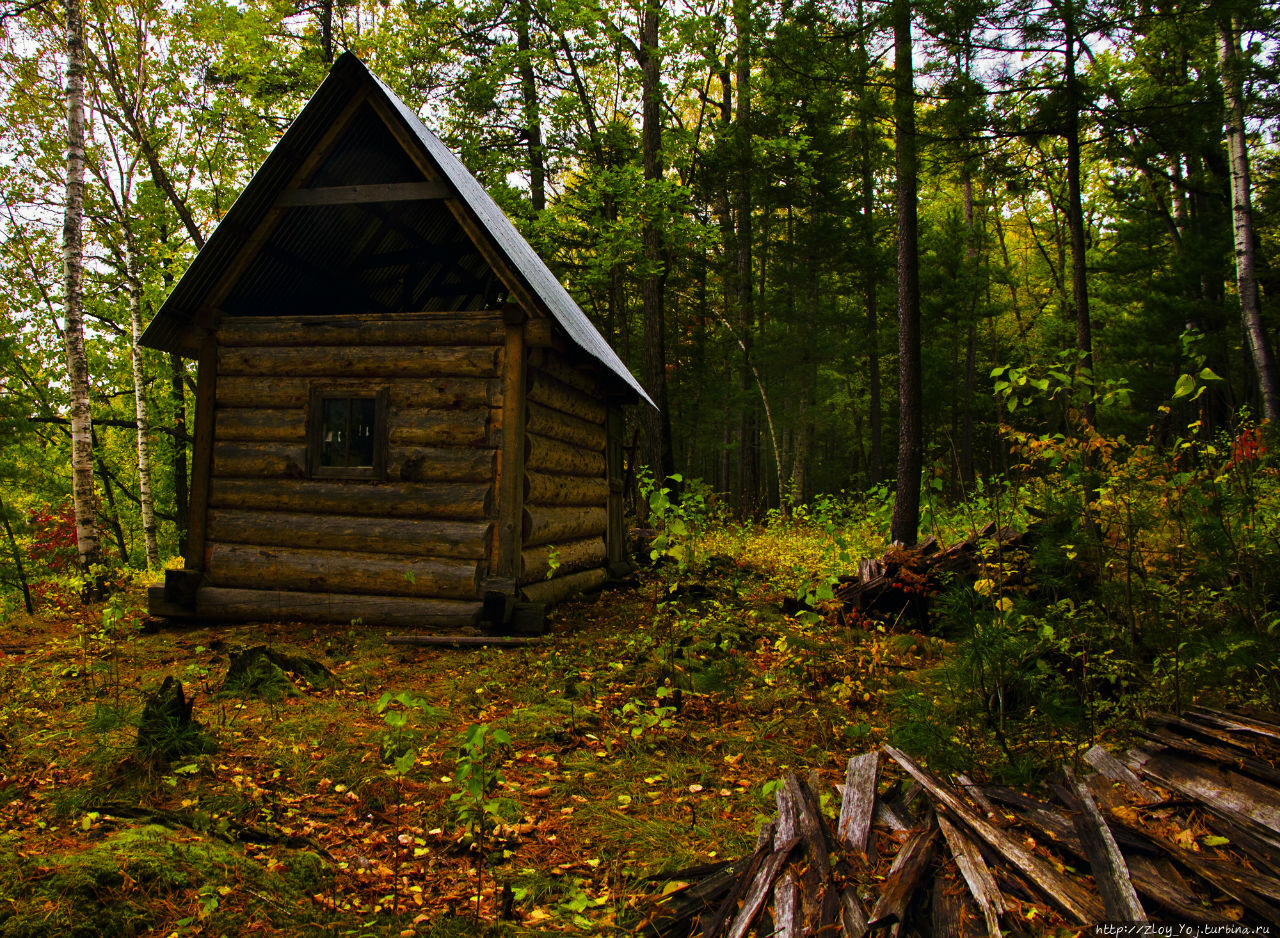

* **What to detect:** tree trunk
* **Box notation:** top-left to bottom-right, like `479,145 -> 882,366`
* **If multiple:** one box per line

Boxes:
733,0 -> 757,513
61,0 -> 102,598
961,172 -> 977,486
856,0 -> 881,484
320,0 -> 334,63
1219,14 -> 1280,426
890,0 -> 922,547
127,246 -> 160,568
637,0 -> 674,479
1064,4 -> 1095,426
0,490 -> 34,615
516,0 -> 546,214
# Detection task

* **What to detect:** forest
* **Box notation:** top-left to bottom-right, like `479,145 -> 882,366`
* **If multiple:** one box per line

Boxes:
3,0 -> 1280,933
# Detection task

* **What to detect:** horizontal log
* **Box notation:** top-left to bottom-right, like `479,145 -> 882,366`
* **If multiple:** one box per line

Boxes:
526,371 -> 606,424
519,566 -> 607,605
209,478 -> 492,520
386,634 -> 545,647
208,510 -> 491,559
275,180 -> 453,207
213,441 -> 307,478
216,408 -> 306,443
526,401 -> 606,451
195,586 -> 481,629
216,376 -> 500,409
389,408 -> 492,448
525,433 -> 605,478
219,314 -> 503,348
206,542 -> 480,599
522,505 -> 607,548
521,537 -> 606,583
388,447 -> 497,483
219,345 -> 500,378
528,349 -> 602,397
524,471 -> 607,507
216,405 -> 492,448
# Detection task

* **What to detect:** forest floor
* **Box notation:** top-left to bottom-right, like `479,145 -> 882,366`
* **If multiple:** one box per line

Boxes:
0,525 -> 946,936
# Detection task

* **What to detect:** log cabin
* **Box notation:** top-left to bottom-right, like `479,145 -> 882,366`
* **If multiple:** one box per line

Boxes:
142,52 -> 652,633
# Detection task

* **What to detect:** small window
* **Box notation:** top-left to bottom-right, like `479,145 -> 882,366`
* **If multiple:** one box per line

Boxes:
307,388 -> 388,480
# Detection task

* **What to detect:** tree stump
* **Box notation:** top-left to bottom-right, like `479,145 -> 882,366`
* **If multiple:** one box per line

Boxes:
136,677 -> 212,760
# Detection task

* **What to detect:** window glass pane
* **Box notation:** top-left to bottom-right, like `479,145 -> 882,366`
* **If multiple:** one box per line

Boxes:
321,398 -> 349,467
348,398 -> 377,467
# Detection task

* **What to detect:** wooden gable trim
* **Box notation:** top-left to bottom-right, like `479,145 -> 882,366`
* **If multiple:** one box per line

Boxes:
363,93 -> 543,321
189,87 -> 373,335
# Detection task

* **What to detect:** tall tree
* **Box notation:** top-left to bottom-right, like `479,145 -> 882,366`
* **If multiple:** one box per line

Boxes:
1218,11 -> 1280,426
891,0 -> 922,545
61,0 -> 102,595
638,0 -> 675,479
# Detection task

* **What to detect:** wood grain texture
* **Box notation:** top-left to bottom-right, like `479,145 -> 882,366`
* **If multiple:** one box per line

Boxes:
208,509 -> 490,559
518,566 -> 606,604
216,375 -> 499,409
195,586 -> 481,629
522,505 -> 607,547
219,345 -> 500,378
218,313 -> 502,347
206,542 -> 480,599
208,478 -> 492,520
524,472 -> 608,507
525,432 -> 605,477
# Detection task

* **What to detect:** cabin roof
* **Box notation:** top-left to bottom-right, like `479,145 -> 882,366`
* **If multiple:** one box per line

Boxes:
141,52 -> 652,406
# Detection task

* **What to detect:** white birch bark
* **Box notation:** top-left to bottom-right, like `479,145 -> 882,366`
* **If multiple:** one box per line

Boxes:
127,244 -> 160,568
61,0 -> 102,596
1219,15 -> 1280,426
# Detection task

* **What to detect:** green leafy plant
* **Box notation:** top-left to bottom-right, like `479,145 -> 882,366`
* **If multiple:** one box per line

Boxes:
450,722 -> 512,917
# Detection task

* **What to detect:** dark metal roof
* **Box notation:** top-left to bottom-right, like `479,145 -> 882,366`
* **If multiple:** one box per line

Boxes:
141,52 -> 652,407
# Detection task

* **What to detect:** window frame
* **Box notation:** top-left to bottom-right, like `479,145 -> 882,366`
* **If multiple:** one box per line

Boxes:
306,386 -> 389,481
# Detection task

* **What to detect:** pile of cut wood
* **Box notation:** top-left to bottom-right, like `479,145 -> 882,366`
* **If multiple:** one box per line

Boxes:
833,522 -> 1033,629
642,706 -> 1280,935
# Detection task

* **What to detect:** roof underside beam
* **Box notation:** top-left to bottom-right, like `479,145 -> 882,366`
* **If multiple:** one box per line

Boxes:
275,181 -> 453,207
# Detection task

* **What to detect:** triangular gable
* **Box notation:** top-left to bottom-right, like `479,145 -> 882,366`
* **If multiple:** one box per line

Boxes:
141,52 -> 653,407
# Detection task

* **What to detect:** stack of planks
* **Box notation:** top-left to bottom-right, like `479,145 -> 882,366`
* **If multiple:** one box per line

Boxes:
834,522 -> 1034,628
642,706 -> 1280,935
518,348 -> 610,606
200,312 -> 501,628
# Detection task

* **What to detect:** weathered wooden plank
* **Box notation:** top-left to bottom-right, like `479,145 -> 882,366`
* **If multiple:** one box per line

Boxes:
931,881 -> 979,938
528,348 -> 603,397
883,746 -> 1103,924
206,542 -> 480,599
214,407 -> 306,442
385,634 -> 544,647
605,401 -> 626,571
1065,767 -> 1146,923
518,567 -> 606,605
525,471 -> 608,507
700,841 -> 771,938
526,400 -> 607,451
936,812 -> 1004,938
208,510 -> 490,559
520,537 -> 606,583
526,370 -> 607,423
218,314 -> 503,348
388,447 -> 497,484
525,433 -> 605,478
866,821 -> 938,927
1132,749 -> 1280,838
984,785 -> 1224,923
389,408 -> 492,448
216,375 -> 500,409
275,180 -> 452,206
838,752 -> 879,854
840,886 -> 869,938
219,345 -> 501,378
785,772 -> 834,931
195,586 -> 481,629
1140,721 -> 1280,788
212,441 -> 307,478
209,478 -> 491,520
725,837 -> 801,938
523,505 -> 607,548
1084,744 -> 1159,804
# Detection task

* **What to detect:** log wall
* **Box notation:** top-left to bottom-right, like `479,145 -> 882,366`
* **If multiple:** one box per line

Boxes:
518,349 -> 610,600
199,311 -> 502,627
